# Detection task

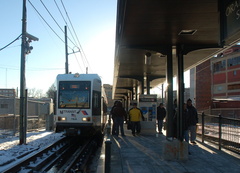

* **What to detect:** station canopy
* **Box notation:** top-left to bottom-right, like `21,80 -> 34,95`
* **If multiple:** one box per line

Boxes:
112,0 -> 240,100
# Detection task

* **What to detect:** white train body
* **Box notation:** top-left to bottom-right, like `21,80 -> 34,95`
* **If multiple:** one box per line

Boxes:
54,73 -> 105,136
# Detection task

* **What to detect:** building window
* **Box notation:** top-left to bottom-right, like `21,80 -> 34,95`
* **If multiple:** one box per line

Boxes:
1,104 -> 8,109
213,60 -> 226,73
233,70 -> 237,76
228,84 -> 240,90
228,56 -> 240,67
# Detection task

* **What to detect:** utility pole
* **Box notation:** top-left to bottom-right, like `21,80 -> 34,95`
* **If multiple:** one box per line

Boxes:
20,0 -> 38,145
65,26 -> 69,74
64,25 -> 81,74
20,0 -> 27,145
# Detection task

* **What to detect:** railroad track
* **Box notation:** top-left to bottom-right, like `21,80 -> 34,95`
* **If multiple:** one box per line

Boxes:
3,133 -> 102,173
54,137 -> 98,173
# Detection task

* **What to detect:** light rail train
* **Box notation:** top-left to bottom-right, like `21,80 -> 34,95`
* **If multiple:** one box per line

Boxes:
54,73 -> 107,136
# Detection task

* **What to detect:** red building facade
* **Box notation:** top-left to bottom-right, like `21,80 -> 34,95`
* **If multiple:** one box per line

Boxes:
196,45 -> 240,111
195,60 -> 212,111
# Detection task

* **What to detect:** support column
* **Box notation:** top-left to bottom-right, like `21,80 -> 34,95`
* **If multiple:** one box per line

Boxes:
141,78 -> 144,94
146,75 -> 150,94
126,94 -> 129,111
135,86 -> 138,100
166,46 -> 174,138
176,45 -> 184,140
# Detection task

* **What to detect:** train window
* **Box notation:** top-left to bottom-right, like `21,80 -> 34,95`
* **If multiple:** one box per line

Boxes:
58,81 -> 91,109
92,90 -> 101,115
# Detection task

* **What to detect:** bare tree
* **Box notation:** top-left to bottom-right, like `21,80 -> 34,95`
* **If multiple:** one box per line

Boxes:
28,88 -> 44,98
46,84 -> 56,99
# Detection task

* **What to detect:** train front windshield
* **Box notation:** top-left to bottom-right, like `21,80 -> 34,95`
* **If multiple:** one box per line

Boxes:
58,81 -> 91,108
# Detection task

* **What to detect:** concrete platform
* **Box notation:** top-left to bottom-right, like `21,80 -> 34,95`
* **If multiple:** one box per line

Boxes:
96,123 -> 240,173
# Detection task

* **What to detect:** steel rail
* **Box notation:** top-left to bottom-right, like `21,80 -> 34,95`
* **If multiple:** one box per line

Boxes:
2,136 -> 69,173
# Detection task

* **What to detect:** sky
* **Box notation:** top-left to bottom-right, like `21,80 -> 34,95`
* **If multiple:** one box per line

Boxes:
0,0 -> 117,95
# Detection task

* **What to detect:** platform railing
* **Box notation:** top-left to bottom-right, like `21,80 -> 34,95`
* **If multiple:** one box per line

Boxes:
197,112 -> 240,154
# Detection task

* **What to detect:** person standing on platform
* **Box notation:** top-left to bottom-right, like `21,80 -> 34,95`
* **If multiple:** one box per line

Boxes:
173,99 -> 178,138
182,103 -> 190,142
112,101 -> 127,137
182,103 -> 191,154
128,103 -> 144,136
187,98 -> 198,144
157,103 -> 166,134
110,101 -> 119,135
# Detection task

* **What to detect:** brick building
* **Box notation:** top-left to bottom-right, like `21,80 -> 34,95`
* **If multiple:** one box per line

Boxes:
195,45 -> 240,114
0,89 -> 16,98
195,60 -> 212,110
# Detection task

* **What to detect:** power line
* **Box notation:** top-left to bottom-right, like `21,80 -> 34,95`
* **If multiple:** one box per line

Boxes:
26,67 -> 65,71
73,53 -> 83,73
0,65 -> 64,71
0,34 -> 22,51
28,0 -> 65,43
29,0 -> 92,73
60,0 -> 92,72
40,0 -> 64,33
54,0 -> 78,50
39,0 -> 77,48
54,0 -> 67,24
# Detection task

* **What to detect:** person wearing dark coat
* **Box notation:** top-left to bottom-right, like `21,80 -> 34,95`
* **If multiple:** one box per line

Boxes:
173,99 -> 178,138
182,103 -> 190,143
182,103 -> 191,154
157,103 -> 166,134
112,101 -> 127,137
110,101 -> 119,135
187,98 -> 198,144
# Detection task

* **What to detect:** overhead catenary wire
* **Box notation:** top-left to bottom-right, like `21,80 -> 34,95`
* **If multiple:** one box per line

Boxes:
28,0 -> 84,73
37,0 -> 77,49
28,0 -> 93,74
0,65 -> 64,71
54,0 -> 79,52
28,0 -> 65,44
73,52 -> 83,73
60,0 -> 92,72
40,0 -> 64,33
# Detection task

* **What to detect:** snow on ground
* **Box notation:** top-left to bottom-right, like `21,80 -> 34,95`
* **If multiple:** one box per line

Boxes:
0,130 -> 64,171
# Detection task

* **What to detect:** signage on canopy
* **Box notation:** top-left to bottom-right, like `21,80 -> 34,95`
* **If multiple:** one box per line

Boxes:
223,0 -> 240,41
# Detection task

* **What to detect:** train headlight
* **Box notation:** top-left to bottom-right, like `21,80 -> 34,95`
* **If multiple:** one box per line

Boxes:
58,116 -> 66,121
82,117 -> 91,121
